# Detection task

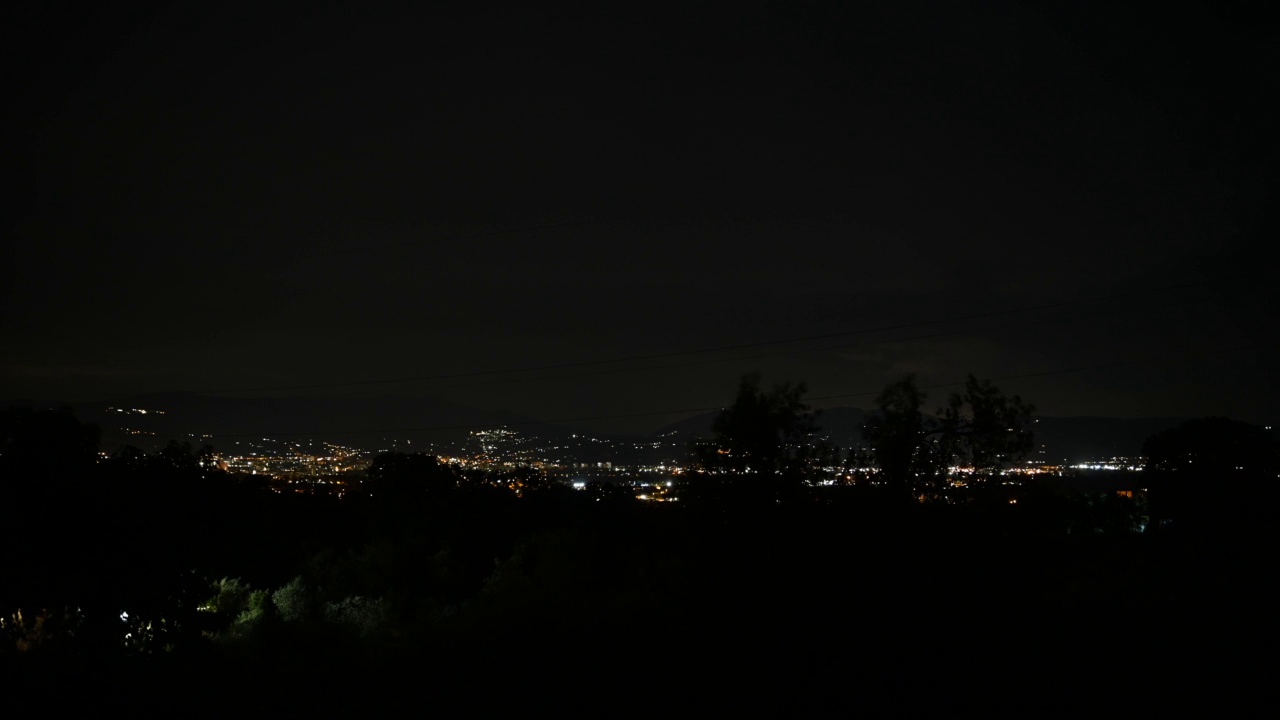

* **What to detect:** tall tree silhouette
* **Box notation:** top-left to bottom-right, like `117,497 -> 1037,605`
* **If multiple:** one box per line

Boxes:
863,374 -> 1035,500
695,373 -> 830,502
862,375 -> 941,495
937,374 -> 1036,478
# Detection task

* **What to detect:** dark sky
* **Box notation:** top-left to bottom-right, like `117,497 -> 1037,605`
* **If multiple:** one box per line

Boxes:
4,1 -> 1275,434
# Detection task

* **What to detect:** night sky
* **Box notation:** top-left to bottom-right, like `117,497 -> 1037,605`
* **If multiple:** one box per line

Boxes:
4,1 -> 1274,434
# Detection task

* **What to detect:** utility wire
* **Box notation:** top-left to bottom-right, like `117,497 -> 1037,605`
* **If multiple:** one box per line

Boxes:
285,219 -> 605,265
193,278 -> 1225,395
333,295 -> 1213,392
807,345 -> 1255,402
206,344 -> 1255,438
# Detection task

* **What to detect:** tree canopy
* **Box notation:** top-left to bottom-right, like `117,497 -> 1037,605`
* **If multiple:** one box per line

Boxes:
695,373 -> 832,502
936,374 -> 1036,475
364,451 -> 459,501
862,376 -> 939,490
862,374 -> 1035,500
1143,417 -> 1278,532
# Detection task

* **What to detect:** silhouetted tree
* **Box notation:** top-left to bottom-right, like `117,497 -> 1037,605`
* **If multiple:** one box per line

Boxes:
695,373 -> 832,502
1143,417 -> 1277,533
0,406 -> 99,486
862,374 -> 1035,500
862,375 -> 943,495
937,374 -> 1036,477
106,444 -> 149,472
365,452 -> 458,501
0,408 -> 104,608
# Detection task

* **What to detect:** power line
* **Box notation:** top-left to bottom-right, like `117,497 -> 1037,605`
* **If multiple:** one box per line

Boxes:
808,345 -> 1256,402
193,278 -> 1225,395
205,344 -> 1255,438
285,219 -> 606,266
369,295 -> 1213,392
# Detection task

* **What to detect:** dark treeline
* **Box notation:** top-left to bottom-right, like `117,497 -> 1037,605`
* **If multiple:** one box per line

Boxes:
1,382 -> 1275,713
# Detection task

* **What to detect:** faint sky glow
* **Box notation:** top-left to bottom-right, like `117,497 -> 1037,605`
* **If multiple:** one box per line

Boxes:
3,2 -> 1273,432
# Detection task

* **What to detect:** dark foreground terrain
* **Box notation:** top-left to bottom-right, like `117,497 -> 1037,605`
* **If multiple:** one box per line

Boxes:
6,497 -> 1265,716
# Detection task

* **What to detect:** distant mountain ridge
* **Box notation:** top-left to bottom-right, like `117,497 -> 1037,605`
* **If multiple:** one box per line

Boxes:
6,393 -> 1195,463
7,393 -> 553,453
1031,416 -> 1189,463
